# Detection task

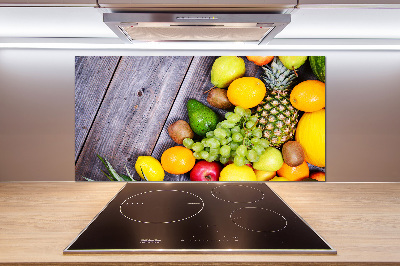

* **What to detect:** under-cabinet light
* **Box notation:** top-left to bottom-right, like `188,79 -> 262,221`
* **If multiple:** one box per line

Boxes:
0,39 -> 400,50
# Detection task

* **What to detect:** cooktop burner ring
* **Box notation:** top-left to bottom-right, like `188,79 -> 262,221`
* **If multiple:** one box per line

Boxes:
211,184 -> 265,204
119,189 -> 204,224
230,206 -> 288,233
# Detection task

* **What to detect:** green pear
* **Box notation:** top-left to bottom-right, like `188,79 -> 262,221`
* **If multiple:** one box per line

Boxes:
253,147 -> 284,172
278,56 -> 308,70
211,56 -> 246,88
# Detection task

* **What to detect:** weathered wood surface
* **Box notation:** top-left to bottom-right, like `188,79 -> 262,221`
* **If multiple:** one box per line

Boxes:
74,56 -> 121,160
151,56 -> 262,181
75,56 -> 193,181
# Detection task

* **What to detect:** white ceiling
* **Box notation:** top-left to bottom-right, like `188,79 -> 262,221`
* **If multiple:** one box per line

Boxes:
0,7 -> 399,41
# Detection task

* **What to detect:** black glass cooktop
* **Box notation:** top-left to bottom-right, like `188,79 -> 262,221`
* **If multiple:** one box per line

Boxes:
64,182 -> 336,254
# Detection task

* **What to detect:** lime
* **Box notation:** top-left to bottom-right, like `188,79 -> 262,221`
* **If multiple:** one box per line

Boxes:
219,164 -> 256,181
135,156 -> 165,181
253,147 -> 284,172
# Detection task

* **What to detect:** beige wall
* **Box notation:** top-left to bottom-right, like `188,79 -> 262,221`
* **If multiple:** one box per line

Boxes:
1,48 -> 399,182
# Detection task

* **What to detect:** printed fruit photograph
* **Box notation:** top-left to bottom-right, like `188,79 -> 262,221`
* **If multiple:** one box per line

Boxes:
75,56 -> 325,181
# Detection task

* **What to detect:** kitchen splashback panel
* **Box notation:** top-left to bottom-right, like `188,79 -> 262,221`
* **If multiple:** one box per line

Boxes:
74,56 -> 325,182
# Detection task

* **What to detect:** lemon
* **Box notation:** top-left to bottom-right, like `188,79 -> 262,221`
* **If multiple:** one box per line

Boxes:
219,164 -> 257,181
135,156 -> 165,181
295,109 -> 325,167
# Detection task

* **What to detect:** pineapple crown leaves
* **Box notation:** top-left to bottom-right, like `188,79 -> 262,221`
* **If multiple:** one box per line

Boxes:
84,154 -> 142,182
261,57 -> 297,91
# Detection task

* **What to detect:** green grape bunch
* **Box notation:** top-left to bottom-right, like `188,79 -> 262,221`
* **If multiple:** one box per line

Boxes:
183,106 -> 270,167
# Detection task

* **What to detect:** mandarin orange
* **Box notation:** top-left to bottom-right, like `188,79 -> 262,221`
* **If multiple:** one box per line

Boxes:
290,80 -> 325,112
277,161 -> 310,181
161,146 -> 196,175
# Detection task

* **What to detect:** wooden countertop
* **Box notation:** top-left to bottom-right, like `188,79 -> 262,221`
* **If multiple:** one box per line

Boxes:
0,182 -> 399,265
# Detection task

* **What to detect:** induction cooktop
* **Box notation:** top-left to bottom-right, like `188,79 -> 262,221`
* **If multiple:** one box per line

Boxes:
64,182 -> 336,254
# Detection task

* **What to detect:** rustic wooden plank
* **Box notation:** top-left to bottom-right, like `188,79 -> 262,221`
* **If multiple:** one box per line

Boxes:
75,56 -> 193,181
74,56 -> 121,161
151,56 -> 261,181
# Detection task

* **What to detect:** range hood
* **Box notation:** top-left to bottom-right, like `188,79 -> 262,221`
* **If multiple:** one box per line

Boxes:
103,13 -> 290,45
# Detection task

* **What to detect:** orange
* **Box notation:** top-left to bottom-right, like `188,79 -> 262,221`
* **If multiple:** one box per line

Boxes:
295,109 -> 325,167
277,161 -> 309,181
227,77 -> 266,109
246,56 -> 274,66
290,80 -> 325,112
310,171 -> 325,181
161,146 -> 196,175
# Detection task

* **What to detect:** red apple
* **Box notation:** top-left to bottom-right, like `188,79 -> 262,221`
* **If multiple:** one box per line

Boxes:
190,160 -> 222,181
246,163 -> 253,169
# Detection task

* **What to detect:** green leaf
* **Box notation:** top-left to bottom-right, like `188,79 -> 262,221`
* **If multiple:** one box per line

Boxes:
105,159 -> 124,181
97,154 -> 112,172
97,154 -> 124,181
120,174 -> 135,182
125,164 -> 136,181
101,169 -> 115,181
82,176 -> 95,181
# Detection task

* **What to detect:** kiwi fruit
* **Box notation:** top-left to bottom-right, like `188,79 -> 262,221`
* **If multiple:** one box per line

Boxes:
282,141 -> 305,167
207,88 -> 234,110
168,120 -> 194,145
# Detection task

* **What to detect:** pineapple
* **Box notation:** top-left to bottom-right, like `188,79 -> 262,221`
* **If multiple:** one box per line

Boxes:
254,57 -> 299,148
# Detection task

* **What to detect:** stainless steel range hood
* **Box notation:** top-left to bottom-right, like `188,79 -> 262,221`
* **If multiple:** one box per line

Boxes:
103,13 -> 291,45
